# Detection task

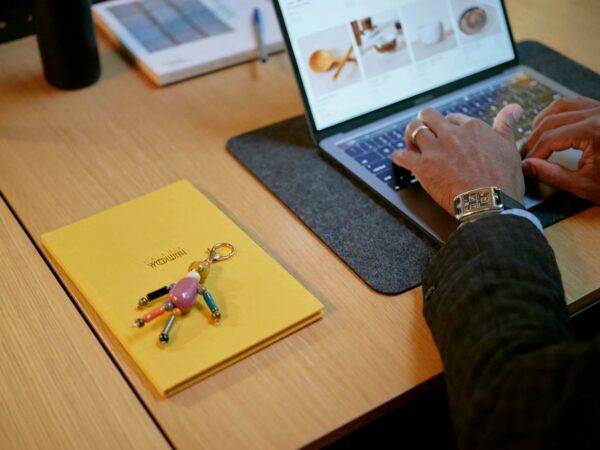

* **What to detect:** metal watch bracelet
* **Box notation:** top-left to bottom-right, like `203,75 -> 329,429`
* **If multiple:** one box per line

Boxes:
453,187 -> 525,225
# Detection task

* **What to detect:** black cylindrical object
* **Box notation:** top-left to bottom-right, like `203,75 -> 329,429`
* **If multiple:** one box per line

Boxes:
34,0 -> 100,89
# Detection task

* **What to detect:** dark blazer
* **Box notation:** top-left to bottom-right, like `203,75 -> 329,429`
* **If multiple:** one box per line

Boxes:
422,214 -> 600,450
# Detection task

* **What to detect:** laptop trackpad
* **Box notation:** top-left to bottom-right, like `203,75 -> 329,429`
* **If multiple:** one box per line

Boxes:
523,148 -> 582,209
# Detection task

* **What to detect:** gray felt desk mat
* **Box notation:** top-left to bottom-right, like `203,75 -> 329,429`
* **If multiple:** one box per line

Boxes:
228,41 -> 599,295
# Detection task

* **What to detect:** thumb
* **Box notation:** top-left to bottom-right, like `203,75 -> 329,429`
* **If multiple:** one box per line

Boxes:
392,149 -> 418,171
522,158 -> 582,193
493,103 -> 523,141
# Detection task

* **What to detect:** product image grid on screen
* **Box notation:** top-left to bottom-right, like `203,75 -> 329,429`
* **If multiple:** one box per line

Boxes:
278,0 -> 515,130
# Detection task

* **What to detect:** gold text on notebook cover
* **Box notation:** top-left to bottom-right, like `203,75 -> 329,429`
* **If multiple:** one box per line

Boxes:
145,248 -> 188,269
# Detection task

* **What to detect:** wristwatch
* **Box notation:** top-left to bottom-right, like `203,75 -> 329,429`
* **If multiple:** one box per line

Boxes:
453,186 -> 525,224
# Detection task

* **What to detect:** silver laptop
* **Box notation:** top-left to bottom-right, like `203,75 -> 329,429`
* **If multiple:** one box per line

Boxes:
272,0 -> 581,244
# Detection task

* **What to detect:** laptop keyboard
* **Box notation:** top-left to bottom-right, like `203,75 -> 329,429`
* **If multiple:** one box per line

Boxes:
337,73 -> 561,192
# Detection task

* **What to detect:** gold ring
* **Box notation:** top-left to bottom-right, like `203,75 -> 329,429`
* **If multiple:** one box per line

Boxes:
411,125 -> 431,145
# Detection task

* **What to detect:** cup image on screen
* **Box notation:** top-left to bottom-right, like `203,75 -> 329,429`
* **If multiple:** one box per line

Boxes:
401,0 -> 458,61
350,10 -> 412,79
417,21 -> 443,45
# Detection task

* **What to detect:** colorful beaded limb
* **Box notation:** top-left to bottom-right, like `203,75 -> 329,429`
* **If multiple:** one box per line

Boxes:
133,243 -> 235,344
200,287 -> 221,321
138,283 -> 175,308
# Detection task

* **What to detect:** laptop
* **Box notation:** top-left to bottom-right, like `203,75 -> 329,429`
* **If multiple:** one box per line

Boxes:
272,0 -> 581,244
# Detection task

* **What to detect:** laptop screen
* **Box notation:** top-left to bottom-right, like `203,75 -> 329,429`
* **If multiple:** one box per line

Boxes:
277,0 -> 516,131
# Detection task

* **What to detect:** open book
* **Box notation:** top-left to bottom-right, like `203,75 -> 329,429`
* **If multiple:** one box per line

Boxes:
93,0 -> 284,85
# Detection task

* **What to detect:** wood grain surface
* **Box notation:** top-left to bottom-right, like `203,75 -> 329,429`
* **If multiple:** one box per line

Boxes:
506,0 -> 600,74
0,0 -> 598,447
0,35 -> 441,448
0,199 -> 169,449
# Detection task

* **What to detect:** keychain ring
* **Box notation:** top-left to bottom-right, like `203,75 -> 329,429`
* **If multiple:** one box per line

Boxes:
209,242 -> 236,262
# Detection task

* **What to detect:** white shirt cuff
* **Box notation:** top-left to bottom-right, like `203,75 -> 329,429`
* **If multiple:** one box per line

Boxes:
500,209 -> 543,232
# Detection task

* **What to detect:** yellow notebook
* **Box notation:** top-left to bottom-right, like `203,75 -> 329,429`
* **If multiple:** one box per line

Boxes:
42,180 -> 323,397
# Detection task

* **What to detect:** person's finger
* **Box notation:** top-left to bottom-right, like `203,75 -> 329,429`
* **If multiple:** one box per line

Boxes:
418,108 -> 451,136
526,121 -> 589,160
533,96 -> 599,128
523,107 -> 599,153
446,113 -> 472,126
522,158 -> 585,196
392,148 -> 420,172
404,119 -> 436,151
493,103 -> 523,141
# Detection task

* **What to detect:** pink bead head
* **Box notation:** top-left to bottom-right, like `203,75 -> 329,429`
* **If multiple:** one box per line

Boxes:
168,271 -> 200,314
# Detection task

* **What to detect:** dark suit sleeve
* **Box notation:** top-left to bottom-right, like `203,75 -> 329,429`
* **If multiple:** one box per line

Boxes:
422,214 -> 600,450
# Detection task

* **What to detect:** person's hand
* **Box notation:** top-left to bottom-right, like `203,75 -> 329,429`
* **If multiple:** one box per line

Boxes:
392,104 -> 525,215
521,96 -> 600,203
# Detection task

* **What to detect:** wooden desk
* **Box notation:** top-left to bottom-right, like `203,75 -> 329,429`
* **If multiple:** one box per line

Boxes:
0,198 -> 169,449
0,0 -> 598,447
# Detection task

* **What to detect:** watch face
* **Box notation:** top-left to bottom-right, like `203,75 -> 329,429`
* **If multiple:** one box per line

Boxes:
461,190 -> 492,213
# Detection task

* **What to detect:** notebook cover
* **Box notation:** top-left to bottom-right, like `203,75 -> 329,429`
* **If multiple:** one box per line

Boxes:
42,180 -> 323,397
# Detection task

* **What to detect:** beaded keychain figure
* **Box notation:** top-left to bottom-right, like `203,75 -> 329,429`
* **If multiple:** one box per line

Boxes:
133,242 -> 235,344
